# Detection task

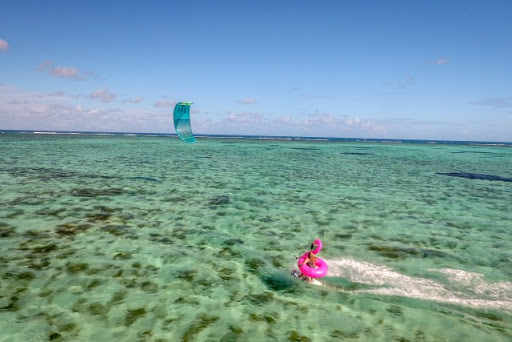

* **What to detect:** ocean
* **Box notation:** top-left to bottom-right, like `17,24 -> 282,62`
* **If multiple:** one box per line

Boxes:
1,131 -> 511,341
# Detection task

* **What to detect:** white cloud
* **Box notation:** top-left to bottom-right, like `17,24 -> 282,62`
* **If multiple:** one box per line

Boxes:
290,112 -> 345,127
237,97 -> 256,104
273,115 -> 292,124
37,60 -> 54,71
226,112 -> 262,124
89,87 -> 116,103
37,61 -> 93,80
153,100 -> 175,108
48,91 -> 66,97
405,76 -> 416,86
51,66 -> 80,79
0,84 -> 32,103
278,111 -> 376,138
434,58 -> 449,65
346,117 -> 361,126
384,76 -> 416,90
0,85 -> 377,137
291,88 -> 336,99
471,97 -> 512,109
0,39 -> 8,51
123,96 -> 144,104
0,84 -> 168,133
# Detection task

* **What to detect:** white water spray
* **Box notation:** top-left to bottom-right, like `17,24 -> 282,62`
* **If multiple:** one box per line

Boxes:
325,258 -> 512,312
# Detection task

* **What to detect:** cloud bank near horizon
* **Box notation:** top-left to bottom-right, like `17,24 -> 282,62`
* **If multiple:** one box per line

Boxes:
1,83 -> 387,137
1,82 -> 511,141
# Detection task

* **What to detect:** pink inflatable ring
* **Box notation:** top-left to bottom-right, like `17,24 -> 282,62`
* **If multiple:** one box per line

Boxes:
298,239 -> 328,278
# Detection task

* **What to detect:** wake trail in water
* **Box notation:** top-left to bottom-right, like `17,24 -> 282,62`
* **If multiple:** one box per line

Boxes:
325,258 -> 512,312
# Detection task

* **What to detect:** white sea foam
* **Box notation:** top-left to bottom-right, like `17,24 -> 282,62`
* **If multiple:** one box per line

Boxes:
326,258 -> 512,312
432,268 -> 512,301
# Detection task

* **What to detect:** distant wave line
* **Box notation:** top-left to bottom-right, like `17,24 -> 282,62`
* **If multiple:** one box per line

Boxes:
2,130 -> 511,146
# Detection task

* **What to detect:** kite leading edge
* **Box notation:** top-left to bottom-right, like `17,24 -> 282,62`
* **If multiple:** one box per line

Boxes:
173,102 -> 197,143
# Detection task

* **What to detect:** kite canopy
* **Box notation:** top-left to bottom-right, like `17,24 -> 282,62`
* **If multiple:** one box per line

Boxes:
173,102 -> 196,143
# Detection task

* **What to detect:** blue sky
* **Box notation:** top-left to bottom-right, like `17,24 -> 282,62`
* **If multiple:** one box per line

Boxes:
1,1 -> 511,141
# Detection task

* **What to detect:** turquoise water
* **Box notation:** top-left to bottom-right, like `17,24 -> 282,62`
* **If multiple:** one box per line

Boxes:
1,132 -> 511,341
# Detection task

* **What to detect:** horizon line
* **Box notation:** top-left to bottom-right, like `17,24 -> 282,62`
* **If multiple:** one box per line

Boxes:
1,129 -> 511,145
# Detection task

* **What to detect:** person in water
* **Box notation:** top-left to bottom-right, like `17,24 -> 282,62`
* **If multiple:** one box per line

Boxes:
299,251 -> 318,281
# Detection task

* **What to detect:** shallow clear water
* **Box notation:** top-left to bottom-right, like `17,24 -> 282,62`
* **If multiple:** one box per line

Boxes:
1,133 -> 511,341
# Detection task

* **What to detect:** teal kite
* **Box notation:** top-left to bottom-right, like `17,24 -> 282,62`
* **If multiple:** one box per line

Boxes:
173,102 -> 196,143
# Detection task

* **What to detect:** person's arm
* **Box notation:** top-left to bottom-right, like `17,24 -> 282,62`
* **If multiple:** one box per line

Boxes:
299,258 -> 309,266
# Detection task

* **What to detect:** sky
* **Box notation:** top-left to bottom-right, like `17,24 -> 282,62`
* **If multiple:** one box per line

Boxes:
1,0 -> 511,142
